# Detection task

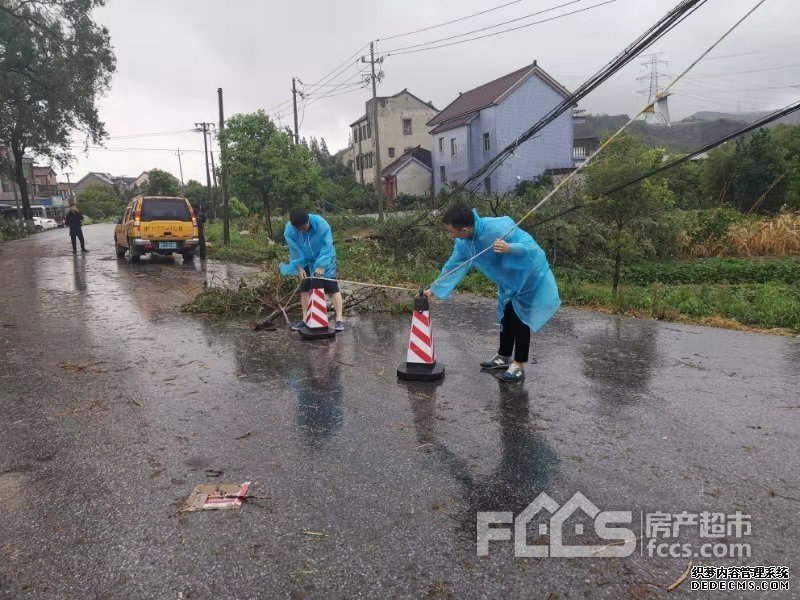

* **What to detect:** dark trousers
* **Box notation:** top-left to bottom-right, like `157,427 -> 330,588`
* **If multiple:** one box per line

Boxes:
498,302 -> 530,363
70,230 -> 85,251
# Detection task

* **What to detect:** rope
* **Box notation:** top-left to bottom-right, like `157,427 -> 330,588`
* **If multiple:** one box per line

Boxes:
426,0 -> 767,291
300,276 -> 419,293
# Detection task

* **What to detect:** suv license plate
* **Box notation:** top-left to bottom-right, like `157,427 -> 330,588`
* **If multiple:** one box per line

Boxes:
160,242 -> 177,249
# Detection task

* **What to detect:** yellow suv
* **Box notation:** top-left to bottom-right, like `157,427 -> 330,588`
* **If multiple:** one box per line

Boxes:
115,196 -> 200,263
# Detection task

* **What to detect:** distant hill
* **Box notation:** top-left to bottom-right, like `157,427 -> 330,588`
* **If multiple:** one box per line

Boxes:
584,108 -> 799,153
685,110 -> 800,126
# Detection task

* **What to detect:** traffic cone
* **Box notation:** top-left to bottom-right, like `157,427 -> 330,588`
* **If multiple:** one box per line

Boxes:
299,279 -> 335,340
397,292 -> 445,381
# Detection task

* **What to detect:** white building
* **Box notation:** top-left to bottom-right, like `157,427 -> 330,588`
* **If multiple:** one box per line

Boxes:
347,89 -> 438,191
428,61 -> 574,196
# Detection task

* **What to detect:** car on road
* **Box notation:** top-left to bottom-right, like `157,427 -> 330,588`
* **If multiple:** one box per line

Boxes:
33,216 -> 58,230
114,196 -> 200,263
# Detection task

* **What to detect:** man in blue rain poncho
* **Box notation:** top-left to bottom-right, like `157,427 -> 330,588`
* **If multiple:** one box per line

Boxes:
425,203 -> 560,382
279,208 -> 344,331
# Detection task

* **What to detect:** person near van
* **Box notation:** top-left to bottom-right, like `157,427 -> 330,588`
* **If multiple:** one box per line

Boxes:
64,204 -> 88,253
279,208 -> 344,332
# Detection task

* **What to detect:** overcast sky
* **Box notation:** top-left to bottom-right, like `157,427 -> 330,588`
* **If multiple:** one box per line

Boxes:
60,0 -> 797,184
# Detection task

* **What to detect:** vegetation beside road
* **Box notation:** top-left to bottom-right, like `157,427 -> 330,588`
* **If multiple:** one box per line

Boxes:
197,215 -> 800,334
191,126 -> 800,335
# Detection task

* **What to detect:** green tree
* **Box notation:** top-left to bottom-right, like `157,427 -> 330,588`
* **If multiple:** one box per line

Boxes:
770,124 -> 800,209
182,179 -> 209,209
142,168 -> 181,196
732,128 -> 786,213
0,0 -> 116,220
664,160 -> 706,209
77,183 -> 122,219
585,133 -> 674,292
220,111 -> 322,238
701,143 -> 736,206
308,135 -> 372,212
227,196 -> 249,221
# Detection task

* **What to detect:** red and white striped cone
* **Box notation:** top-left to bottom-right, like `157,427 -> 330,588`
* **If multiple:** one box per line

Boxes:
299,279 -> 335,340
397,292 -> 445,381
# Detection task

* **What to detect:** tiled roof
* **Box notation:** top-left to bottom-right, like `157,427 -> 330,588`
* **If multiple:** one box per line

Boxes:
427,62 -> 571,134
381,146 -> 432,176
349,114 -> 368,127
429,112 -> 477,136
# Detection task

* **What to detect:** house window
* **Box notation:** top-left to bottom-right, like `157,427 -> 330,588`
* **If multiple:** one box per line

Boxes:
440,165 -> 446,183
366,122 -> 371,139
483,132 -> 490,152
438,137 -> 444,153
403,119 -> 412,135
367,153 -> 373,169
353,128 -> 359,143
574,145 -> 586,159
483,178 -> 491,194
450,138 -> 457,156
388,147 -> 395,158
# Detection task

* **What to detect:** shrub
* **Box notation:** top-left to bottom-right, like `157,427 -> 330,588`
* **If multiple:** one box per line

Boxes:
0,220 -> 28,241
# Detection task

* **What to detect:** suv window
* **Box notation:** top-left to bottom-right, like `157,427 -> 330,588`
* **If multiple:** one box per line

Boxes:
141,198 -> 190,222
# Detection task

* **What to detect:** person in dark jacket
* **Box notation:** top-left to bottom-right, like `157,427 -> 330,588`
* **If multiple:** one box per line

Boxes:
64,204 -> 88,253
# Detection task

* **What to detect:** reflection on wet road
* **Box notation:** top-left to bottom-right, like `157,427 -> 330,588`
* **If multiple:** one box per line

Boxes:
1,224 -> 799,598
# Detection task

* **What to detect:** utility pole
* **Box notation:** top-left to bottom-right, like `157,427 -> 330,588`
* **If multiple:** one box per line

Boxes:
210,149 -> 218,188
637,52 -> 669,123
65,172 -> 74,204
176,148 -> 184,185
362,42 -> 385,222
218,87 -> 231,245
194,121 -> 213,259
209,147 -> 218,220
291,77 -> 300,144
195,122 -> 213,191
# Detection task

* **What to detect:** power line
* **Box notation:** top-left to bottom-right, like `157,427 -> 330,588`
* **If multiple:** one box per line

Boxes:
68,145 -> 205,152
532,98 -> 800,228
301,71 -> 369,98
304,85 -> 370,108
462,0 -> 709,191
377,0 -> 529,42
674,83 -> 800,92
382,0 -> 586,54
384,0 -> 618,57
104,129 -> 197,140
300,43 -> 370,97
428,0 -> 768,291
399,0 -> 709,233
683,61 -> 800,78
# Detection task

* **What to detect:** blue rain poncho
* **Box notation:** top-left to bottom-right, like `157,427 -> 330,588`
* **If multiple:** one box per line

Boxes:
430,209 -> 560,333
279,214 -> 337,278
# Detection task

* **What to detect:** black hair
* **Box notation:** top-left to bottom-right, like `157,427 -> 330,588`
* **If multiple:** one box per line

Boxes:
442,203 -> 474,228
289,208 -> 310,227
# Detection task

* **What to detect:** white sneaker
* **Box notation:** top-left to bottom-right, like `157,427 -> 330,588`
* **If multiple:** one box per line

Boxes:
480,354 -> 511,370
501,364 -> 525,382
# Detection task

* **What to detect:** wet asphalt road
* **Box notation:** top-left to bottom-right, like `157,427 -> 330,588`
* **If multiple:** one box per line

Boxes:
1,224 -> 799,599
